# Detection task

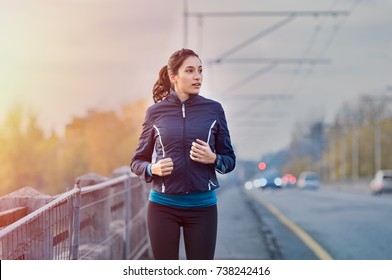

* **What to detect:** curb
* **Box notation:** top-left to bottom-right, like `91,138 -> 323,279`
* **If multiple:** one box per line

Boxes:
241,188 -> 283,260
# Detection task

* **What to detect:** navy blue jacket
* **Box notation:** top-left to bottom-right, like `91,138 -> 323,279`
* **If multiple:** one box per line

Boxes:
130,91 -> 236,194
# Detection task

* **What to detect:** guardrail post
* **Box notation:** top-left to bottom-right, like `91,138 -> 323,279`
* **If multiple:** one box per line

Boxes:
113,167 -> 133,260
70,183 -> 81,260
76,172 -> 110,259
124,174 -> 131,260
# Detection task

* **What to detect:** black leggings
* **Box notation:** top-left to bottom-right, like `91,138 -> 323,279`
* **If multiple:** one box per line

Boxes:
147,201 -> 217,260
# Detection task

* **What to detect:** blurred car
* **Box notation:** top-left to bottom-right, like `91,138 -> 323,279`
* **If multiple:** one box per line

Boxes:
255,170 -> 282,189
281,173 -> 297,188
260,175 -> 282,189
297,171 -> 320,190
370,170 -> 392,195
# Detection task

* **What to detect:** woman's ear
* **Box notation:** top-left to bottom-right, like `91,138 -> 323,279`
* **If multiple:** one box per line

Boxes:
169,74 -> 177,88
169,73 -> 176,84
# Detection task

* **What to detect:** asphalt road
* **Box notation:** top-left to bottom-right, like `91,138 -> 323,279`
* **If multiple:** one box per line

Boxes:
178,180 -> 392,260
245,185 -> 392,260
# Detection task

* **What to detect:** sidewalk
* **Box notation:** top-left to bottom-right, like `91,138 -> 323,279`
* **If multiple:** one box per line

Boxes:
179,185 -> 274,260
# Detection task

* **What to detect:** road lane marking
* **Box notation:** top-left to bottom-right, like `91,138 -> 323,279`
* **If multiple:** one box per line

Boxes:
252,193 -> 333,260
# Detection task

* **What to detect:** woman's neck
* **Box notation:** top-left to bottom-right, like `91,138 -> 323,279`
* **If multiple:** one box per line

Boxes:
175,91 -> 189,102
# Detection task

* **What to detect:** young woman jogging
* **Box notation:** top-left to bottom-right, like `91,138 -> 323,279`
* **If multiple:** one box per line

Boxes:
130,48 -> 236,260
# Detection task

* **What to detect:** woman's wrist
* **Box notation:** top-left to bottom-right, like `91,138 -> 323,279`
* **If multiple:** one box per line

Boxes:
212,154 -> 218,165
150,163 -> 155,175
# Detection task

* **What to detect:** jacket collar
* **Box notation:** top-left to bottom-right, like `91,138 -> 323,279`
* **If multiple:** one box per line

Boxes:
166,89 -> 199,104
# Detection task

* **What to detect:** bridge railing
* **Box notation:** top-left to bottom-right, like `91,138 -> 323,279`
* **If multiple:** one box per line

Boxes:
0,173 -> 150,260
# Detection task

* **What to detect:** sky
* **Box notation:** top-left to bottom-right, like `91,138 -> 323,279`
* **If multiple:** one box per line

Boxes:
1,0 -> 391,161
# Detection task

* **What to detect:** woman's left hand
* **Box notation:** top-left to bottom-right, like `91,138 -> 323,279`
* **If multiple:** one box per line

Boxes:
190,139 -> 217,165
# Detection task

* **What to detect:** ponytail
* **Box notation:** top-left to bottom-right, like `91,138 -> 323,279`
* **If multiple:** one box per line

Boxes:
152,65 -> 171,103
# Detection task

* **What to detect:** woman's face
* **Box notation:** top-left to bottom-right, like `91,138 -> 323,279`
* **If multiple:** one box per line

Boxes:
171,56 -> 203,96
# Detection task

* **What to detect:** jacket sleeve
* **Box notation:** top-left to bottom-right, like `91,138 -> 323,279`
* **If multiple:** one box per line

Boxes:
130,108 -> 155,183
215,104 -> 236,174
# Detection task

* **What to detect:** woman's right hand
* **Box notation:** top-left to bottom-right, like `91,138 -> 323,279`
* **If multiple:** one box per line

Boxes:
151,158 -> 174,176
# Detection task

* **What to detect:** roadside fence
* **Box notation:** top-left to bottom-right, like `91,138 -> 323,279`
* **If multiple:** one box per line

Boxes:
0,172 -> 150,260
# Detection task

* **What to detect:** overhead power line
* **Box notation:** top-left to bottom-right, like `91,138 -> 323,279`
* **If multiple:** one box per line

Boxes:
220,62 -> 278,95
280,0 -> 362,99
215,58 -> 332,64
187,11 -> 350,18
184,7 -> 350,60
218,58 -> 330,97
183,2 -> 354,132
223,94 -> 294,100
210,15 -> 295,63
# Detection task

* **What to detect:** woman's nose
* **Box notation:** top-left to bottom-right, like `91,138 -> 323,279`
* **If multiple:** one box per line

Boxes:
194,72 -> 201,80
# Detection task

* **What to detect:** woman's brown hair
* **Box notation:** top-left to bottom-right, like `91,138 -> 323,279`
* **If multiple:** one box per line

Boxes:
152,48 -> 200,103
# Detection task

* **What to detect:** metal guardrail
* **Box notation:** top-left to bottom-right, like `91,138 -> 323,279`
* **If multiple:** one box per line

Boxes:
0,173 -> 150,260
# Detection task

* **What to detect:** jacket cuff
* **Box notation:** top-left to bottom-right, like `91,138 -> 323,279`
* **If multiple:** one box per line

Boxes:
146,163 -> 153,177
214,154 -> 223,171
144,163 -> 153,183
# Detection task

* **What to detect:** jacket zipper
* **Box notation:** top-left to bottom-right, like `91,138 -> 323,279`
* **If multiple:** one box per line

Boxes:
181,102 -> 189,193
182,102 -> 185,118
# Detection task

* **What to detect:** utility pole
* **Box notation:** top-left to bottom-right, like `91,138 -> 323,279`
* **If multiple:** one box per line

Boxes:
183,0 -> 188,48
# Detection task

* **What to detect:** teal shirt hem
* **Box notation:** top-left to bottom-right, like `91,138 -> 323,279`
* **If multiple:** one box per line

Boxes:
149,189 -> 217,208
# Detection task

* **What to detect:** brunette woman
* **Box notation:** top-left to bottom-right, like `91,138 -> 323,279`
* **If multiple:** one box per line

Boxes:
131,48 -> 236,260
